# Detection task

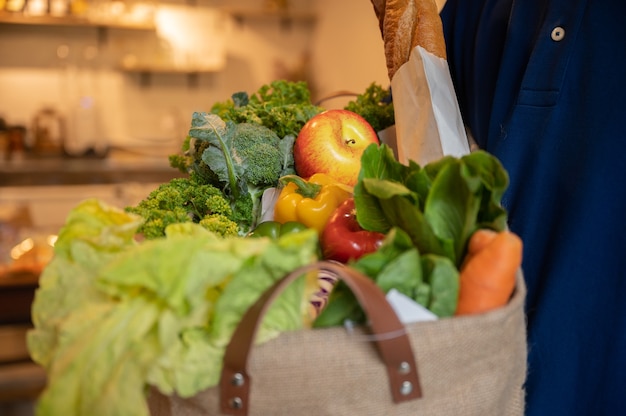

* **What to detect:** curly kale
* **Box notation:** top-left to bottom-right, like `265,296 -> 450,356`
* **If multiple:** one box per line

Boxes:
125,177 -> 239,239
344,83 -> 395,132
210,79 -> 323,139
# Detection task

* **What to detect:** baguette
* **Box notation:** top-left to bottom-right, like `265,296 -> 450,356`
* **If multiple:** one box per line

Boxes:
370,0 -> 447,80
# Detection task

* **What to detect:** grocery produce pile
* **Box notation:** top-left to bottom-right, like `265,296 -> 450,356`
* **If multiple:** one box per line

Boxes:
27,80 -> 522,416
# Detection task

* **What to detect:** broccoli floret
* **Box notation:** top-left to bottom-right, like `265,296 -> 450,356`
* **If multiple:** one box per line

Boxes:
231,123 -> 283,185
183,113 -> 289,235
229,123 -> 285,233
125,177 -> 239,239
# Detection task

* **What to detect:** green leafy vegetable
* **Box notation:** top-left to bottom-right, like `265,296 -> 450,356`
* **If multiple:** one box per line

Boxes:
125,177 -> 239,239
314,144 -> 509,325
355,143 -> 509,267
28,199 -> 320,416
210,79 -> 323,139
344,82 -> 395,132
419,254 -> 460,317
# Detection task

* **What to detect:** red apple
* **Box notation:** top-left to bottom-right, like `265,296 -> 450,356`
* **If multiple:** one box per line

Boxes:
294,109 -> 379,186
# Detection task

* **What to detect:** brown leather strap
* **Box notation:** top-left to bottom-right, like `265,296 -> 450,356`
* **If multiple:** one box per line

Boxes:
219,260 -> 422,415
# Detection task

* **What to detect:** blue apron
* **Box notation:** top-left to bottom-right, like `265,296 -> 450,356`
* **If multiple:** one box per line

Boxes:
441,0 -> 626,414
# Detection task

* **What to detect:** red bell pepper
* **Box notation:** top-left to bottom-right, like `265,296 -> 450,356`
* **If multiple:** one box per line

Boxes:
321,197 -> 385,263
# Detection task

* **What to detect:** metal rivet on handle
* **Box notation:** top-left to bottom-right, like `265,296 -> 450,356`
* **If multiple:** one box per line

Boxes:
229,397 -> 243,409
398,361 -> 410,375
400,381 -> 413,396
231,373 -> 245,386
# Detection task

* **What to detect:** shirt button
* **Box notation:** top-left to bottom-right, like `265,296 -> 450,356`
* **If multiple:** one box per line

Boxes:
551,26 -> 565,41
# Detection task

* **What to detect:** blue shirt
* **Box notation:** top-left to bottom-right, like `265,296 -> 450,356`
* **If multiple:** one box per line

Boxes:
441,1 -> 626,414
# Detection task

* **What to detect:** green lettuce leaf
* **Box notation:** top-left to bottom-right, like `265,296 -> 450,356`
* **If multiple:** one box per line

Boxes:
356,144 -> 509,268
28,199 -> 320,416
420,254 -> 460,317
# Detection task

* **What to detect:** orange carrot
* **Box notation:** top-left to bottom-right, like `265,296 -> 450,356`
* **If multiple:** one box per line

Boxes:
460,228 -> 498,270
466,229 -> 498,256
455,230 -> 523,315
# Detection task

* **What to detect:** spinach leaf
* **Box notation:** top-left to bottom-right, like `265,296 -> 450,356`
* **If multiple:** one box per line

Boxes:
424,160 -> 482,266
356,143 -> 509,267
420,254 -> 460,317
375,248 -> 423,298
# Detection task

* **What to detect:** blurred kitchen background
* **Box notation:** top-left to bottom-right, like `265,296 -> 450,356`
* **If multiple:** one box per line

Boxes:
1,0 -> 391,163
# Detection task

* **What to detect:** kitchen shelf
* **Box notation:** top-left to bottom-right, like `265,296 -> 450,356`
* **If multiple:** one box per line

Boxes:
0,11 -> 154,30
119,63 -> 222,74
223,7 -> 316,26
119,63 -> 223,87
0,6 -> 315,82
0,153 -> 184,186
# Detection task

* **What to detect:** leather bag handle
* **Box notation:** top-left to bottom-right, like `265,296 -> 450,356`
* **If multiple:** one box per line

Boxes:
219,260 -> 422,415
313,90 -> 358,106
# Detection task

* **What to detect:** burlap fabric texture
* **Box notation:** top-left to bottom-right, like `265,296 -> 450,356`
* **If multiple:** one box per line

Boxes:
148,261 -> 527,416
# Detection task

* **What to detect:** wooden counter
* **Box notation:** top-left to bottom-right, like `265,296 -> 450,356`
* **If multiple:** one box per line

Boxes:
0,153 -> 184,187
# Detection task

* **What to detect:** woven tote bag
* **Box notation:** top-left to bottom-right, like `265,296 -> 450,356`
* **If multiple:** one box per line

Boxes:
148,260 -> 527,416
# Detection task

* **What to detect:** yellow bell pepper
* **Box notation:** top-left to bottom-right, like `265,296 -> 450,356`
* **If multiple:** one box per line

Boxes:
274,173 -> 353,234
